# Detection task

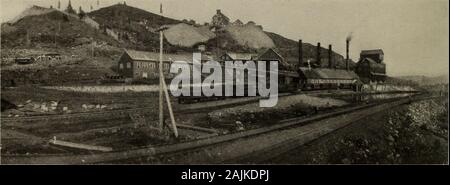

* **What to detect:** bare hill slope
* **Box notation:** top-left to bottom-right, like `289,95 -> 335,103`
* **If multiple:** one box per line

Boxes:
163,23 -> 215,47
224,25 -> 275,49
1,7 -> 118,48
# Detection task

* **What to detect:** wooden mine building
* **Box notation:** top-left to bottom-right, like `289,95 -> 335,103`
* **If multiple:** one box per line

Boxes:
355,49 -> 386,83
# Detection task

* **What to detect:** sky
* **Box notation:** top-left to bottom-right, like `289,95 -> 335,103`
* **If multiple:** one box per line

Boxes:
1,0 -> 448,77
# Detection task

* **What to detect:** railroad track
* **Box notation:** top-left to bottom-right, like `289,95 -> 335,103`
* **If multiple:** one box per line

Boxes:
2,94 -> 436,164
0,92 -> 296,123
0,89 -> 375,123
146,94 -> 436,164
1,107 -> 152,123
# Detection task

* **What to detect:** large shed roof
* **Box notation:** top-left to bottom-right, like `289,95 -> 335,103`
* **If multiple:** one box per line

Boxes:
361,49 -> 383,55
124,49 -> 212,62
362,57 -> 385,65
125,50 -> 190,62
224,52 -> 257,61
299,67 -> 359,80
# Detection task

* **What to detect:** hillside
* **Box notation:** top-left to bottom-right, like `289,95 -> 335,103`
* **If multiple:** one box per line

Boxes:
88,4 -> 180,30
163,23 -> 215,47
88,3 -> 181,51
1,3 -> 355,70
224,25 -> 275,49
395,75 -> 449,86
1,6 -> 119,48
265,31 -> 356,69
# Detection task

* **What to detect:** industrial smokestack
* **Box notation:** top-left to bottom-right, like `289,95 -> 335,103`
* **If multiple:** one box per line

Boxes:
317,42 -> 321,67
328,44 -> 332,68
299,39 -> 303,67
346,39 -> 349,71
346,33 -> 352,71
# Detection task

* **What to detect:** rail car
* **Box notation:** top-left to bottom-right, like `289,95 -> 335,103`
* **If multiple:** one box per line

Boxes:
177,83 -> 256,104
177,78 -> 299,104
175,66 -> 361,104
299,83 -> 357,91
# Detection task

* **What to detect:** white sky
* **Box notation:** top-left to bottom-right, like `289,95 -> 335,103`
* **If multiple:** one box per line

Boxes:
1,0 -> 448,76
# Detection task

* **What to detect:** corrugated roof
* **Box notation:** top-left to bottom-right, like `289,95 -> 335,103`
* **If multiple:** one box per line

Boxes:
279,70 -> 300,77
225,52 -> 257,61
256,48 -> 291,67
361,57 -> 385,66
124,50 -> 213,62
371,72 -> 387,76
299,67 -> 359,80
361,49 -> 383,55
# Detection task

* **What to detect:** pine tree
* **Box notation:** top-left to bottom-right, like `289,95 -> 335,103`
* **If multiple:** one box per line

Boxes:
65,0 -> 76,14
78,6 -> 86,19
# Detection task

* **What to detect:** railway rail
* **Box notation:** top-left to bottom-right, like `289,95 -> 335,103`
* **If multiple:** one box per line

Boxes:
2,93 -> 436,164
0,89 -> 398,123
0,91 -> 300,123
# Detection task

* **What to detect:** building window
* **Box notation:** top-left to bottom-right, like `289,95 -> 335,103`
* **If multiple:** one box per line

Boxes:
127,62 -> 131,69
119,63 -> 124,69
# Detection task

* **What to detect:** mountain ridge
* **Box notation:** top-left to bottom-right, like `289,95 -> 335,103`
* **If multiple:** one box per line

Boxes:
2,3 -> 355,69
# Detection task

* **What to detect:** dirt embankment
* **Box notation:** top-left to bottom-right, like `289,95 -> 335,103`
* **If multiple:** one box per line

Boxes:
361,84 -> 416,92
269,97 -> 448,164
1,45 -> 122,87
207,94 -> 348,131
1,86 -> 159,116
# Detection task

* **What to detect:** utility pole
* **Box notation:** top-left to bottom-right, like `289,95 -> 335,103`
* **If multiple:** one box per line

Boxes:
91,38 -> 95,58
26,30 -> 30,47
158,3 -> 178,137
162,72 -> 178,137
158,3 -> 164,132
55,21 -> 60,48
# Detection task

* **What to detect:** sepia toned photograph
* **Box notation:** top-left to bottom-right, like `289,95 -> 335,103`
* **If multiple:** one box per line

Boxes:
0,0 -> 448,165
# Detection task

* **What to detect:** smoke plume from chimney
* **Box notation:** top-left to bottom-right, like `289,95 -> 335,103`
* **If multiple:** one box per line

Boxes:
346,32 -> 353,42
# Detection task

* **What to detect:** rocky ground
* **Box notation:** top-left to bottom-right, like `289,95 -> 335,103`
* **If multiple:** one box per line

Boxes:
1,45 -> 122,87
1,85 -> 159,116
1,86 -> 353,155
268,96 -> 448,164
207,94 -> 348,129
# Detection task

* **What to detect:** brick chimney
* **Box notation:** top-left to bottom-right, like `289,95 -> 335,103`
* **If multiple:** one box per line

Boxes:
328,44 -> 332,68
299,39 -> 303,67
346,40 -> 349,71
316,42 -> 321,67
